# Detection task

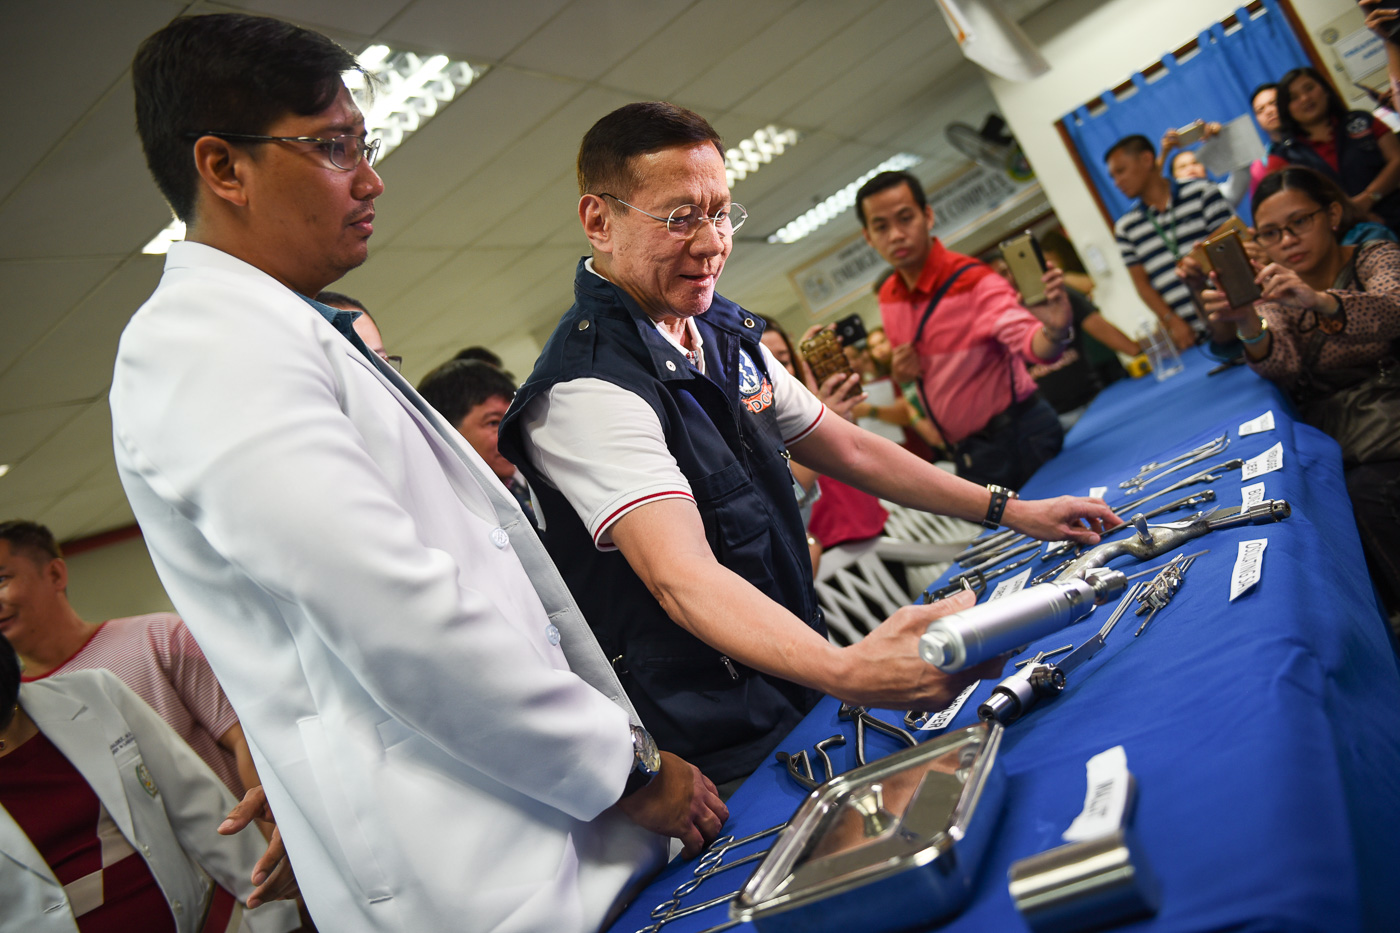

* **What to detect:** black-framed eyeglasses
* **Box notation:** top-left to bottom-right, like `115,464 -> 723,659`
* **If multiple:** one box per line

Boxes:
598,193 -> 747,239
186,132 -> 381,171
1255,208 -> 1325,247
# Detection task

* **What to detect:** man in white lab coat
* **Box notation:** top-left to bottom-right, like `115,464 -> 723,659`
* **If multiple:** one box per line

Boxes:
110,13 -> 725,933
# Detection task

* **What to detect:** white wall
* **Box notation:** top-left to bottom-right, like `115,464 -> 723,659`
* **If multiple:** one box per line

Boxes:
64,534 -> 174,623
986,0 -> 1359,335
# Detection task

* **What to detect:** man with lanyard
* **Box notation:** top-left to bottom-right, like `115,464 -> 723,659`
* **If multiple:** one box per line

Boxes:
857,170 -> 1078,490
498,103 -> 1117,792
1105,134 -> 1238,349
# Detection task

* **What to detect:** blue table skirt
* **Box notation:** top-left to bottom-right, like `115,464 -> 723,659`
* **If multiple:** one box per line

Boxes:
607,349 -> 1400,933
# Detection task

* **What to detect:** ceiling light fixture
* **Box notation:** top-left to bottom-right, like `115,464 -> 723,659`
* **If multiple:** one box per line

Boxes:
0,464 -> 10,478
725,125 -> 801,187
767,153 -> 924,244
142,44 -> 485,255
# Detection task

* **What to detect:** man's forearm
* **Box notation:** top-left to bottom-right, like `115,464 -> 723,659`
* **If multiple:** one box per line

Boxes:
611,501 -> 846,693
791,416 -> 989,523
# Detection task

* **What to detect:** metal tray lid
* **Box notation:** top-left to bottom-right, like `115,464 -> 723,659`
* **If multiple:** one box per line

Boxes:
732,721 -> 1004,921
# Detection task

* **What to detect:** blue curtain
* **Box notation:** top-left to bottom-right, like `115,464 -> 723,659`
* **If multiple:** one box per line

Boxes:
1059,0 -> 1310,225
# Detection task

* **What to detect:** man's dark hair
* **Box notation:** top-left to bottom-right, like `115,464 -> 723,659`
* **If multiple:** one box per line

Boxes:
0,520 -> 61,566
855,171 -> 927,227
452,346 -> 504,368
0,635 -> 19,727
1251,82 -> 1277,106
417,360 -> 518,428
133,13 -> 362,223
577,102 -> 724,200
1276,67 -> 1348,138
316,290 -> 367,314
1104,135 -> 1155,164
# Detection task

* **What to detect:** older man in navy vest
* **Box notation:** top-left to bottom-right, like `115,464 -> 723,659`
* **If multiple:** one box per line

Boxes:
499,102 -> 1118,789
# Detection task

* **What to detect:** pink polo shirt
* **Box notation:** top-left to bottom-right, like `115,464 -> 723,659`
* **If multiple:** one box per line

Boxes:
878,240 -> 1054,444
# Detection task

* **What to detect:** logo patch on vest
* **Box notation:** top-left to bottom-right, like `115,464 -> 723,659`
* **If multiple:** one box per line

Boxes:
737,349 -> 773,414
1346,114 -> 1372,139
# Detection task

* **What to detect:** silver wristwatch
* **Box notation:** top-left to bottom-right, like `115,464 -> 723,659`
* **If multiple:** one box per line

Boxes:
621,724 -> 661,798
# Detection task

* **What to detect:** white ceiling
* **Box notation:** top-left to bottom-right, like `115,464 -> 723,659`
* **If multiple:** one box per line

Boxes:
0,0 -> 1061,543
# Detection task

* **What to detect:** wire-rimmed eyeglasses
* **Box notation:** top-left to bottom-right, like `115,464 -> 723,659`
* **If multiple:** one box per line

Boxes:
599,193 -> 747,239
1254,208 -> 1325,248
186,132 -> 381,171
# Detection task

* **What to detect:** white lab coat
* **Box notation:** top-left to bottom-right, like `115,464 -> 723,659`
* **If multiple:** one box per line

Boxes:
109,242 -> 666,933
1,670 -> 298,933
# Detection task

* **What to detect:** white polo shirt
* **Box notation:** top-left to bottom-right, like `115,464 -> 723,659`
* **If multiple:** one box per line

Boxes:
518,278 -> 824,549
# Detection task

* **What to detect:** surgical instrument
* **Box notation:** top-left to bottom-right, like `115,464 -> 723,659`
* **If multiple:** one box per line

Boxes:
1119,433 -> 1229,491
839,703 -> 918,766
1126,432 -> 1229,483
1041,490 -> 1218,562
1134,552 -> 1201,636
1055,502 -> 1286,583
920,568 -> 1129,673
921,503 -> 1287,674
1112,458 -> 1241,514
978,583 -> 1144,725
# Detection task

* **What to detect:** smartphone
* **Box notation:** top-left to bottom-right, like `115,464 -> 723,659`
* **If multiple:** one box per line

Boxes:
799,329 -> 856,386
1175,120 -> 1206,145
998,231 -> 1047,306
834,312 -> 868,349
1203,228 -> 1261,306
1189,217 -> 1251,274
1376,0 -> 1400,39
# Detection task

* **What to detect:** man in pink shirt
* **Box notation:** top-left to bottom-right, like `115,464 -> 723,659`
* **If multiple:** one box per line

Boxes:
0,520 -> 257,797
857,170 -> 1075,489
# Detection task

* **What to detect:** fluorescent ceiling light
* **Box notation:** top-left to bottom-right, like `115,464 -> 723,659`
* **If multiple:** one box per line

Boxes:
143,44 -> 484,255
768,153 -> 924,244
0,464 -> 9,478
725,125 -> 800,187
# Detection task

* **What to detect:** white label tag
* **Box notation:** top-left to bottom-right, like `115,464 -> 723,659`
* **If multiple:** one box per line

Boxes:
988,568 -> 1032,601
915,680 -> 981,732
1230,538 -> 1268,601
1238,410 -> 1276,436
1240,441 -> 1284,480
1063,745 -> 1131,842
1241,482 -> 1266,509
1089,486 -> 1108,499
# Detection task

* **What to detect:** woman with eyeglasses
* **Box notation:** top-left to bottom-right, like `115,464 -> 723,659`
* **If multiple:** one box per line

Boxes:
1262,66 -> 1400,232
1201,166 -> 1400,611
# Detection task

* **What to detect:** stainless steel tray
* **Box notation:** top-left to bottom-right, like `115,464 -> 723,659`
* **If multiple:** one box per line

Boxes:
731,721 -> 1006,933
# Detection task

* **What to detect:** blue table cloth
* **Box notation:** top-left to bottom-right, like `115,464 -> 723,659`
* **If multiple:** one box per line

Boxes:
607,349 -> 1400,933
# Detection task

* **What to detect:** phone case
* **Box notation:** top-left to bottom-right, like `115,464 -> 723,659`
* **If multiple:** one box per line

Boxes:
1204,231 -> 1261,306
800,330 -> 855,386
999,232 -> 1047,305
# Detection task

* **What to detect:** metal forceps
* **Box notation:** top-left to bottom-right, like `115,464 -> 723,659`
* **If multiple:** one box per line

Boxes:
639,824 -> 791,932
1120,433 -> 1230,492
1114,458 -> 1241,514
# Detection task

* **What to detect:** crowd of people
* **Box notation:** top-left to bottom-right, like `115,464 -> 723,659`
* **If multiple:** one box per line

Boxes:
3,5 -> 1398,933
1101,0 -> 1400,611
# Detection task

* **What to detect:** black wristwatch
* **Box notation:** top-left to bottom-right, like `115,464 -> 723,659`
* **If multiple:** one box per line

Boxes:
982,485 -> 1018,530
621,724 -> 661,798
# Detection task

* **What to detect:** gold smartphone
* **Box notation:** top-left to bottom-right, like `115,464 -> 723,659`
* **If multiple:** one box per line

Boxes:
998,231 -> 1047,306
1203,228 -> 1261,306
1175,120 -> 1206,145
799,330 -> 856,386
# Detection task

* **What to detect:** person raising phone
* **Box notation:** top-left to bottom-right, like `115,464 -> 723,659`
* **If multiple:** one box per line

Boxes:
1200,166 -> 1400,611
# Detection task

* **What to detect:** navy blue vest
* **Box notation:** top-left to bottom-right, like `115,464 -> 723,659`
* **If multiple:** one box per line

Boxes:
1269,112 -> 1400,230
498,260 -> 822,783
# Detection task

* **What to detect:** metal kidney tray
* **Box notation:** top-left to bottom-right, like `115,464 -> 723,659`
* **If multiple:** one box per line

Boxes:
731,721 -> 1006,933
